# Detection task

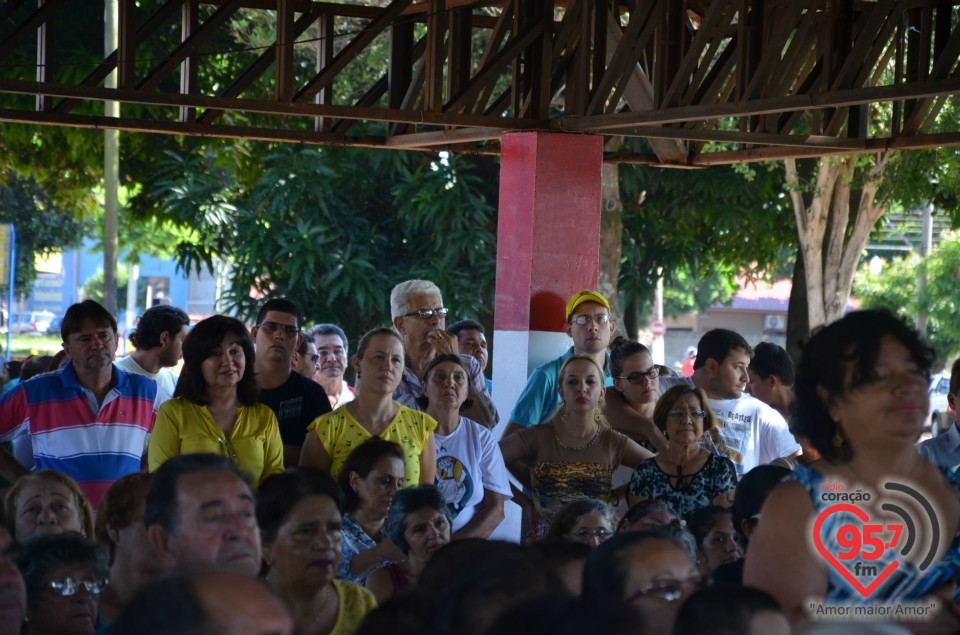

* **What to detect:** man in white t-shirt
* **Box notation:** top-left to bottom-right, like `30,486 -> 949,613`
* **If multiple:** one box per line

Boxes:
114,304 -> 189,406
660,329 -> 801,477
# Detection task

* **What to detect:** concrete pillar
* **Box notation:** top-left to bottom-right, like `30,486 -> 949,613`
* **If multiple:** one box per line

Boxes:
489,131 -> 604,542
492,131 -> 605,431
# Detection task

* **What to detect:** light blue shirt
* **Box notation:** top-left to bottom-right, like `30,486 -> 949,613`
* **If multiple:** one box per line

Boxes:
918,423 -> 960,472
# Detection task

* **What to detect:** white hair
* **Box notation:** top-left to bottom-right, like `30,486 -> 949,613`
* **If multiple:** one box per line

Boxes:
390,279 -> 443,319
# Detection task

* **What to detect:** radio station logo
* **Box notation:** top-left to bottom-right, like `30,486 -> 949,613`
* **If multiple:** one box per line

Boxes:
810,479 -> 943,600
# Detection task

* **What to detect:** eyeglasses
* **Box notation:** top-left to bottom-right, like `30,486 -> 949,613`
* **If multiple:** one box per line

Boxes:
258,321 -> 300,337
402,308 -> 449,320
627,576 -> 702,603
308,354 -> 320,364
569,528 -> 614,541
570,314 -> 610,326
48,577 -> 109,597
666,409 -> 706,420
617,367 -> 660,384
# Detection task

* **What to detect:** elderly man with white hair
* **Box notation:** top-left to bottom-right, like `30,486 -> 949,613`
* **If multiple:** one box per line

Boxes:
390,279 -> 498,429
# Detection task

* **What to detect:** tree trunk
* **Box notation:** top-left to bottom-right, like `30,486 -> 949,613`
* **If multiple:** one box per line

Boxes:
786,249 -> 809,363
785,152 -> 892,330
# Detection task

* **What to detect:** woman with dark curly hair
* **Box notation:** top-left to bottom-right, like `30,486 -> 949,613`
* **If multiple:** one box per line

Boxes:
366,485 -> 450,603
745,309 -> 960,630
148,315 -> 283,485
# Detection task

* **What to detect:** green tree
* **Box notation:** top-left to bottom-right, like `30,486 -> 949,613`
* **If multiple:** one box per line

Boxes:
148,141 -> 498,346
616,158 -> 796,328
855,231 -> 960,363
0,174 -> 91,299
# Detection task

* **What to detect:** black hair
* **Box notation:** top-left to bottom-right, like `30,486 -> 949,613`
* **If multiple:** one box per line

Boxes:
128,305 -> 190,351
114,571 -> 220,635
487,595 -> 645,635
256,468 -> 344,543
793,309 -> 934,462
416,539 -> 565,635
256,298 -> 303,330
692,329 -> 752,370
748,342 -> 795,386
608,336 -> 652,378
174,315 -> 259,406
383,485 -> 450,554
17,533 -> 108,613
337,439 -> 406,513
687,505 -> 732,551
447,320 -> 485,336
731,465 -> 791,545
145,453 -> 254,534
582,529 -> 689,600
672,586 -> 784,635
617,499 -> 680,532
60,300 -> 117,342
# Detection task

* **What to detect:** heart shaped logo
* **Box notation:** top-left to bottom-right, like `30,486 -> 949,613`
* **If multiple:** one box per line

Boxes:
812,503 -> 900,598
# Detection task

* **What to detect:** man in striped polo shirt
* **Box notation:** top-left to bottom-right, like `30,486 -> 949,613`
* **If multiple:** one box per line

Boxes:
0,300 -> 157,507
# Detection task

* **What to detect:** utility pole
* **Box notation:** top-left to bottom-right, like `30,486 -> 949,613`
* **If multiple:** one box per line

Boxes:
102,0 -> 119,315
916,203 -> 933,338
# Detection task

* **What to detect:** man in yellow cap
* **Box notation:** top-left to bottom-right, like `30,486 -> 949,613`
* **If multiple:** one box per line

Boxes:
501,290 -> 616,438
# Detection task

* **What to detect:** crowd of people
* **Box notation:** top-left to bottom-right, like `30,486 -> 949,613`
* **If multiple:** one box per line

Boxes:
0,281 -> 957,635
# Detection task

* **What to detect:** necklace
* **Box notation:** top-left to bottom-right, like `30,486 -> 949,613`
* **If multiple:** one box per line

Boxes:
306,586 -> 332,631
554,425 -> 601,452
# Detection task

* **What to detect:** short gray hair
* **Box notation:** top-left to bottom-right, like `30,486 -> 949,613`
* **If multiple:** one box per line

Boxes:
390,279 -> 443,320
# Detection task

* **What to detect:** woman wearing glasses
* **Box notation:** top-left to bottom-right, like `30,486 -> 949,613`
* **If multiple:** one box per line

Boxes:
301,328 -> 437,485
545,498 -> 616,548
500,355 -> 653,540
148,315 -> 284,485
627,385 -> 737,519
16,532 -> 109,635
604,338 -> 669,453
583,530 -> 701,634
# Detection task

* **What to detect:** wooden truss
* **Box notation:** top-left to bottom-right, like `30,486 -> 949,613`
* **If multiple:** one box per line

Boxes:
0,0 -> 958,166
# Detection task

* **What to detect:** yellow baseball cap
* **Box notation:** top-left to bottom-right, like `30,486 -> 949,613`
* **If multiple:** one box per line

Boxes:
566,290 -> 611,320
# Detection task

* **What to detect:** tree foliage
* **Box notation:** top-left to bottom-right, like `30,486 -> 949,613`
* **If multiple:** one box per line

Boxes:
0,174 -> 91,298
147,141 -> 498,345
855,231 -> 960,363
616,158 -> 796,321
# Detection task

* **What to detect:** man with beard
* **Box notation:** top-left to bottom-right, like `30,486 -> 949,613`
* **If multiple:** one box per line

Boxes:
0,300 -> 157,507
308,323 -> 355,409
115,304 -> 190,406
252,299 -> 331,466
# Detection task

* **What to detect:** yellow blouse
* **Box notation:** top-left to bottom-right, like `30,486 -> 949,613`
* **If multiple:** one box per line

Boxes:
306,403 -> 436,484
330,579 -> 377,635
148,397 -> 284,486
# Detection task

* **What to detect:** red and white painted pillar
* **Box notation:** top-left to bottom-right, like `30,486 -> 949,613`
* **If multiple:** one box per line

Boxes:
491,132 -> 604,435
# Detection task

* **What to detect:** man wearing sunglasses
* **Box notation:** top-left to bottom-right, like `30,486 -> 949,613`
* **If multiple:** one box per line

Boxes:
390,279 -> 498,429
251,298 -> 331,467
502,290 -> 616,438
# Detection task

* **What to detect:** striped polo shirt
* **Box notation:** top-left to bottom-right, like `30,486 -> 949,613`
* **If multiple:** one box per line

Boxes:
0,362 -> 157,507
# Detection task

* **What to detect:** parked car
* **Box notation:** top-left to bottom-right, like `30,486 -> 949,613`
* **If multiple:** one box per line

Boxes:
45,316 -> 62,336
9,310 -> 56,336
929,371 -> 954,436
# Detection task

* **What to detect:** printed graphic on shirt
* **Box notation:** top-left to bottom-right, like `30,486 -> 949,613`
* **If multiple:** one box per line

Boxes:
436,454 -> 474,519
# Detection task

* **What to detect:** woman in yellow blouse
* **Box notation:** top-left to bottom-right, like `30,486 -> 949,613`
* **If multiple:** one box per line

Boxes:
300,327 -> 436,485
148,315 -> 283,485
